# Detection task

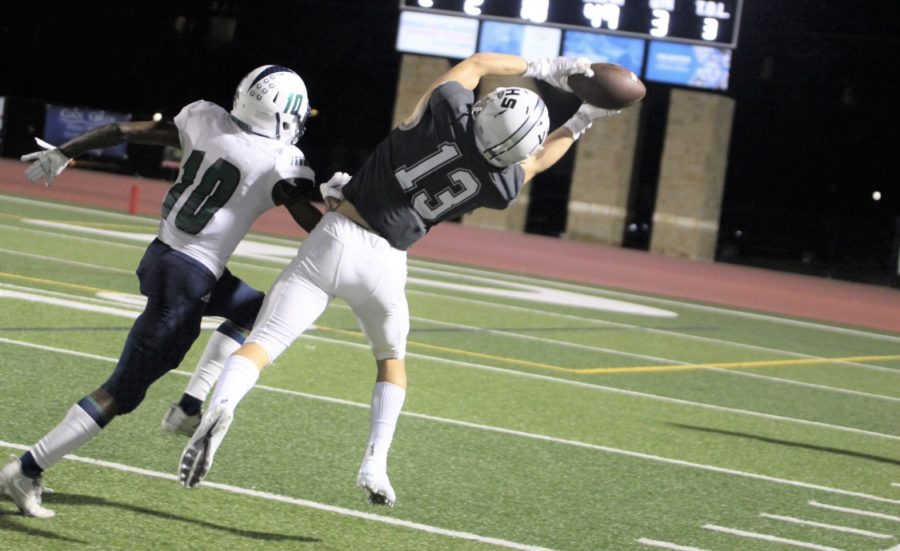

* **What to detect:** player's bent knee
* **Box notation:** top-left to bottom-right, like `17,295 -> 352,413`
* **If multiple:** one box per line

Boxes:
372,344 -> 406,361
235,341 -> 273,369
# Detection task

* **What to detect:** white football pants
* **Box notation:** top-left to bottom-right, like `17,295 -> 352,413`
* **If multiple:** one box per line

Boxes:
247,212 -> 409,362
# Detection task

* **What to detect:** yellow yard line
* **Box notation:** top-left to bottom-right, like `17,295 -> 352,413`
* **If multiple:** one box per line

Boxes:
312,327 -> 900,375
0,272 -> 107,293
314,326 -> 575,372
574,355 -> 900,374
5,279 -> 897,376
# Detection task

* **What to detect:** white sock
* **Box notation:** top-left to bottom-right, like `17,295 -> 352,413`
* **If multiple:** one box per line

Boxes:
30,404 -> 102,470
209,355 -> 260,413
362,382 -> 406,466
183,329 -> 243,402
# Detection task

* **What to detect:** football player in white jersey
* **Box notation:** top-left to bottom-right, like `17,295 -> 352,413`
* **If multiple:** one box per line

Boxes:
0,65 -> 321,518
178,53 -> 627,507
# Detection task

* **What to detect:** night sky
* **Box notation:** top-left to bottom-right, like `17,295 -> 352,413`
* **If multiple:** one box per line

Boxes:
1,0 -> 898,285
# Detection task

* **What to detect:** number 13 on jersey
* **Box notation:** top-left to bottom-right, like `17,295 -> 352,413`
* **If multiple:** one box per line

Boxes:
394,142 -> 482,221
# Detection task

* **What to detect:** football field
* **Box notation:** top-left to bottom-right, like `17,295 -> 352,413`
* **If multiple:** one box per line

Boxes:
1,192 -> 898,550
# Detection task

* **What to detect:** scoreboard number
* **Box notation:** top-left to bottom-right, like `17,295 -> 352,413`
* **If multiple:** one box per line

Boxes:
403,0 -> 741,48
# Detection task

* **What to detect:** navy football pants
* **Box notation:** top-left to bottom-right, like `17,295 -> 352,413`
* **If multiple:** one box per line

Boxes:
101,239 -> 263,414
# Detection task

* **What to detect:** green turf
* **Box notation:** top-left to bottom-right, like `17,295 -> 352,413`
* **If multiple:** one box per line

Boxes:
1,193 -> 899,550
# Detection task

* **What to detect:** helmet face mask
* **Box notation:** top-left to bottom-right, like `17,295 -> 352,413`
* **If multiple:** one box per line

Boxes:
472,87 -> 549,167
231,65 -> 310,145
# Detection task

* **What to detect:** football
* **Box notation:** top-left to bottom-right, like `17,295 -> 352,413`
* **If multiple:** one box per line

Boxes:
567,63 -> 646,110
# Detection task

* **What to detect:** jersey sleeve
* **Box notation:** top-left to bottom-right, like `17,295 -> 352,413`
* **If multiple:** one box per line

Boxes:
173,100 -> 219,153
430,81 -> 472,118
489,164 -> 526,208
272,148 -> 316,202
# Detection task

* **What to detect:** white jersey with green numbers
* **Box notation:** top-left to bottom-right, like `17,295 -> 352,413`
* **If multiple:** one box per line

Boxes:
158,100 -> 314,278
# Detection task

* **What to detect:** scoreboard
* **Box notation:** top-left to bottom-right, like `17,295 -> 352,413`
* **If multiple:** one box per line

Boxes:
401,0 -> 742,48
396,0 -> 742,90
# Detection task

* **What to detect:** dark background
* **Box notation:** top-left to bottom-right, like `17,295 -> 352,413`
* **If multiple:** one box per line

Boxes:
1,0 -> 898,286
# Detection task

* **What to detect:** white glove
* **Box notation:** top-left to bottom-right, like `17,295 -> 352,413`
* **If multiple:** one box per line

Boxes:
20,138 -> 71,187
523,57 -> 594,92
319,171 -> 351,211
562,103 -> 622,140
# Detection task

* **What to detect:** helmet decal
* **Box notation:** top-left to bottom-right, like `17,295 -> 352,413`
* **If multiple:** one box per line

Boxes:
473,87 -> 549,167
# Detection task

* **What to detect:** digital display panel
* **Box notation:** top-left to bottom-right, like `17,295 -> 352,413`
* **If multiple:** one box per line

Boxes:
402,0 -> 742,48
562,30 -> 645,76
645,40 -> 731,90
396,10 -> 480,58
478,20 -> 562,58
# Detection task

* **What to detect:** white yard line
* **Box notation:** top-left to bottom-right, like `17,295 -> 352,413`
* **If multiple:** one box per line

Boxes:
409,288 -> 900,375
4,281 -> 900,437
636,538 -> 712,550
809,501 -> 900,522
2,336 -> 899,506
702,524 -> 844,550
3,313 -> 900,446
417,262 -> 900,345
6,190 -> 898,343
5,204 -> 898,386
0,247 -> 134,274
760,512 -> 894,539
400,305 -> 900,404
0,194 -> 159,221
0,441 -> 554,551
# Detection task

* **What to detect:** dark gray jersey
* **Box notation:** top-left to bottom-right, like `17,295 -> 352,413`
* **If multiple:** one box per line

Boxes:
342,81 -> 525,250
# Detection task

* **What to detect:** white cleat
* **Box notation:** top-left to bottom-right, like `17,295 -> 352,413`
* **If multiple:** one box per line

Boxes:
356,459 -> 396,507
0,455 -> 55,518
161,403 -> 202,436
178,404 -> 233,489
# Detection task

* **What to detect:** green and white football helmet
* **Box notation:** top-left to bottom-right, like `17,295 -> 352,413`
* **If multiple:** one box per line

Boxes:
231,65 -> 310,145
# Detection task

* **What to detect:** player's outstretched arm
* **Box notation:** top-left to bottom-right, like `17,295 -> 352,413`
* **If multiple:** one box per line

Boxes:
401,53 -> 592,128
21,120 -> 180,186
61,119 -> 179,159
520,103 -> 621,183
400,53 -> 528,127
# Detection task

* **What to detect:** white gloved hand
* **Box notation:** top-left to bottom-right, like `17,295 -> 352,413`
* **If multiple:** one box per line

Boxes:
524,57 -> 594,92
320,171 -> 351,211
20,138 -> 71,187
562,103 -> 622,140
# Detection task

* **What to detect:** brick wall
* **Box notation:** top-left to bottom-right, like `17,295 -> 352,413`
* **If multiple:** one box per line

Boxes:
651,89 -> 735,260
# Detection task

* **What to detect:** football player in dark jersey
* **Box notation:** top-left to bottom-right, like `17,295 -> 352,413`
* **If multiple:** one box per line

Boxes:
179,53 -> 625,507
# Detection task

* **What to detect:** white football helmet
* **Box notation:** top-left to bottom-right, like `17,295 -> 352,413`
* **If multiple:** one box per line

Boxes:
231,65 -> 310,144
472,87 -> 549,167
